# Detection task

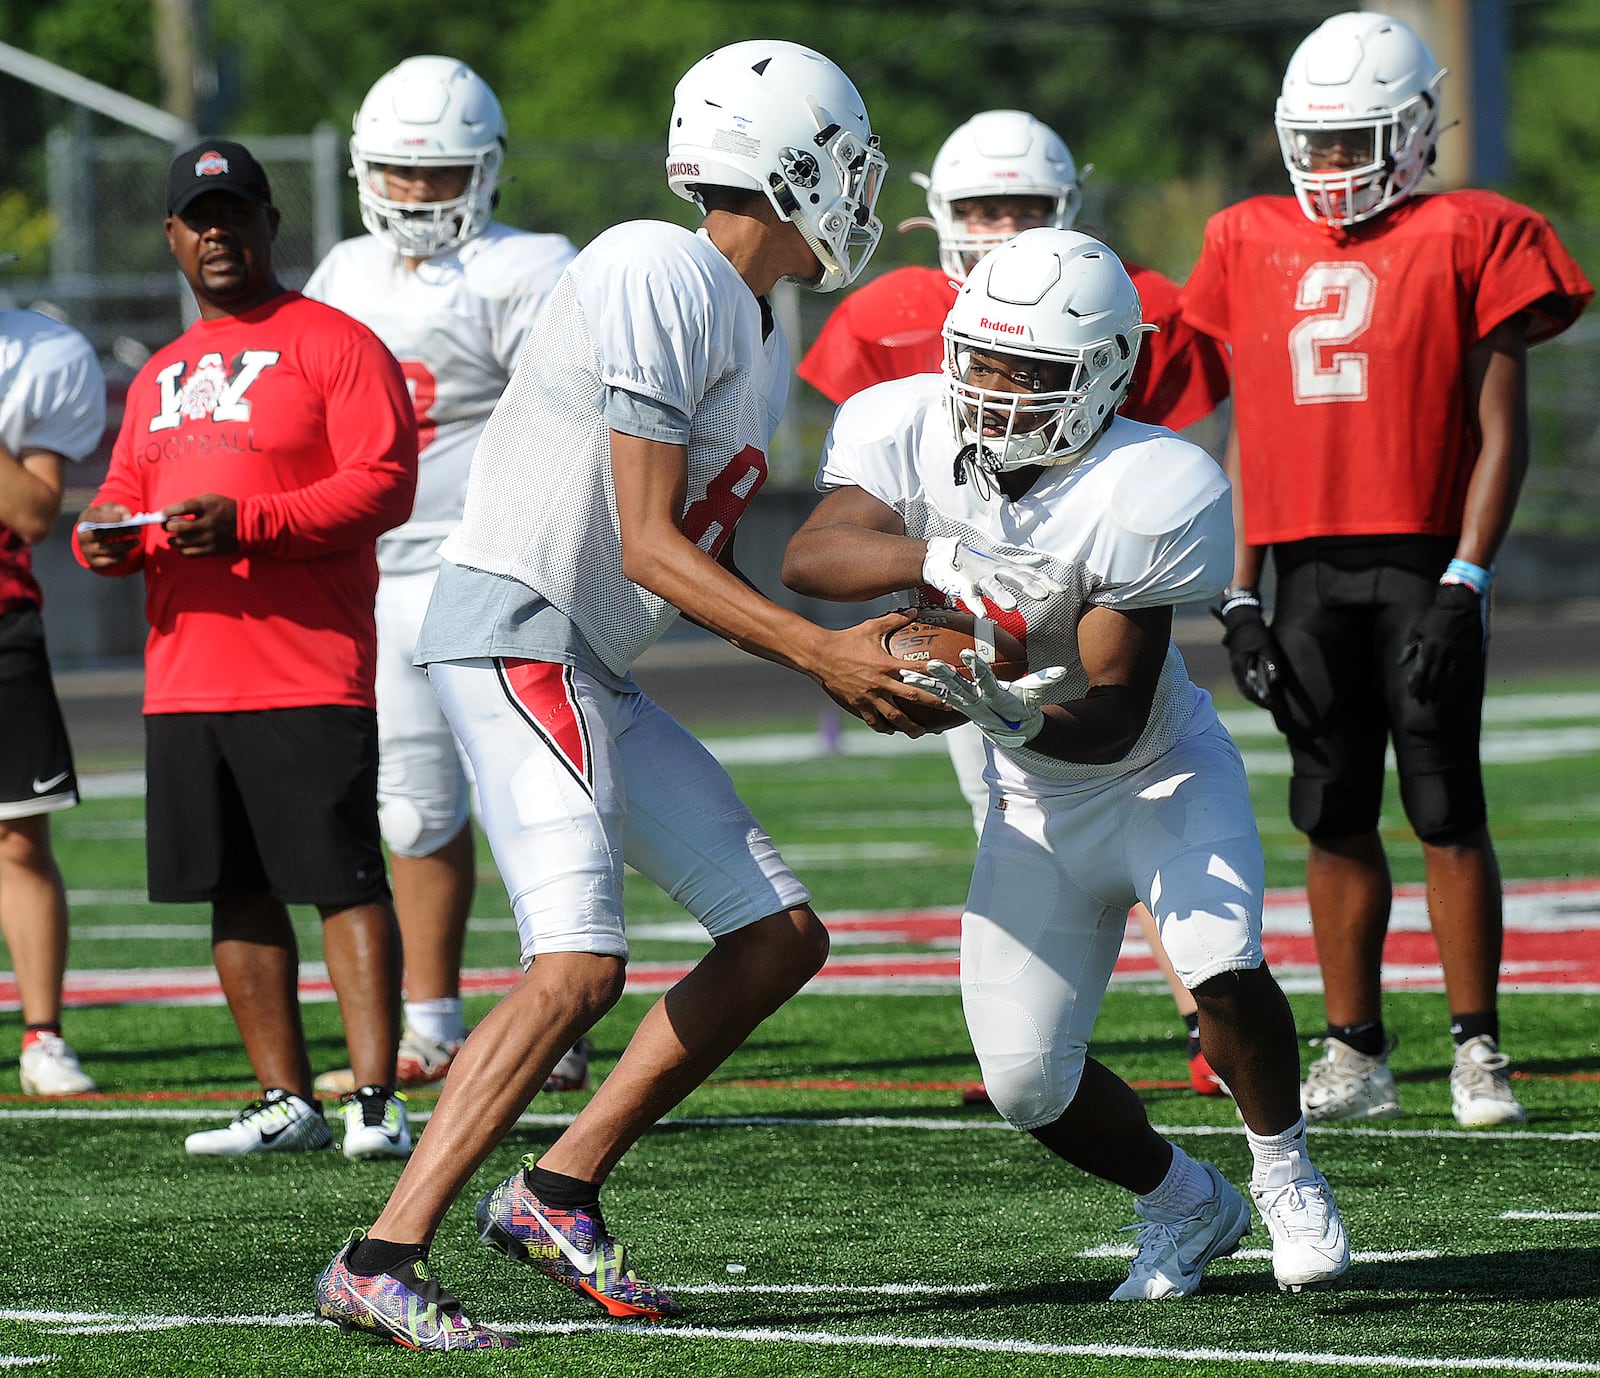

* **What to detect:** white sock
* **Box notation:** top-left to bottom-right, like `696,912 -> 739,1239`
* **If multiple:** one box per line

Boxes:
1139,1144 -> 1214,1217
1246,1117 -> 1309,1185
405,997 -> 465,1045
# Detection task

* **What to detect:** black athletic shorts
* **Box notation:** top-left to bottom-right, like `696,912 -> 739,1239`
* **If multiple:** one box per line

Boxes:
144,705 -> 390,907
1268,535 -> 1488,843
0,607 -> 78,821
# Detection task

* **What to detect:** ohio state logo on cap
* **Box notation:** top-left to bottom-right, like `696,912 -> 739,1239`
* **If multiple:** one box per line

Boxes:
195,151 -> 230,177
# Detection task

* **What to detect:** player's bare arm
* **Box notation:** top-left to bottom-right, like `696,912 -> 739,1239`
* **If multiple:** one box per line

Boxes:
162,493 -> 239,557
1456,314 -> 1530,568
1221,421 -> 1266,590
1027,603 -> 1170,765
609,429 -> 930,734
0,447 -> 66,545
781,484 -> 926,601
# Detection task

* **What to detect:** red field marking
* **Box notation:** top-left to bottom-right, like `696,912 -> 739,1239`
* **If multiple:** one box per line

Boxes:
5,879 -> 1599,1009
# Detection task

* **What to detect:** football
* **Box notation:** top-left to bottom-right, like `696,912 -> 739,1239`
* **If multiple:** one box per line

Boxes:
884,608 -> 1029,732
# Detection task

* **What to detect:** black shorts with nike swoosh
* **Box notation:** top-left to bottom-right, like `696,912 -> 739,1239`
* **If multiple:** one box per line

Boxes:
0,608 -> 79,821
144,705 -> 390,908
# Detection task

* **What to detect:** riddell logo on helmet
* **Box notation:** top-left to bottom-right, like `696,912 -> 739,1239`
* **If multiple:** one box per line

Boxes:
668,161 -> 700,178
979,317 -> 1025,336
1306,102 -> 1349,112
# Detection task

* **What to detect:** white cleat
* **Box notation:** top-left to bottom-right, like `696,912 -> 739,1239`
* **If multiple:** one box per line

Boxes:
1301,1036 -> 1402,1123
341,1086 -> 413,1161
1450,1035 -> 1527,1127
184,1089 -> 334,1156
1251,1152 -> 1350,1293
19,1034 -> 96,1096
1110,1162 -> 1252,1301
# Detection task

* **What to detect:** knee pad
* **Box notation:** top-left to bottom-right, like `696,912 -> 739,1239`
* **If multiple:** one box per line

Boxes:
965,991 -> 1085,1130
378,794 -> 469,858
1400,770 -> 1487,845
1291,772 -> 1380,843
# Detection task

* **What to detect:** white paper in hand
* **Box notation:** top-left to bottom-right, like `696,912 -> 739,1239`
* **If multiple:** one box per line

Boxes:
76,512 -> 169,534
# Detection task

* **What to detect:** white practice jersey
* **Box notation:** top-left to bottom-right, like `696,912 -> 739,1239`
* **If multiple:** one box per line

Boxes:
0,310 -> 104,463
818,373 -> 1233,786
304,223 -> 576,575
440,221 -> 788,676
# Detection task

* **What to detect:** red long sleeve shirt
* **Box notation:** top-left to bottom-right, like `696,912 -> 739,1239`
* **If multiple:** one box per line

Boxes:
78,292 -> 418,712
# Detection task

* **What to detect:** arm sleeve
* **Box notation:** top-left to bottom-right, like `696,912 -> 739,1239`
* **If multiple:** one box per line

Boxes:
235,330 -> 420,557
1472,202 -> 1594,345
574,231 -> 725,417
21,332 -> 106,461
71,408 -> 148,574
1176,217 -> 1233,347
1089,443 -> 1234,610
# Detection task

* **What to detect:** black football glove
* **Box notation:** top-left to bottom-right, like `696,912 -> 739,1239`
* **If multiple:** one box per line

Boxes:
1212,591 -> 1283,711
1400,581 -> 1485,704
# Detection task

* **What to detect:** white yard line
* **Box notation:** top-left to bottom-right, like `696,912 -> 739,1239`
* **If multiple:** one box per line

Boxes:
0,1309 -> 1595,1372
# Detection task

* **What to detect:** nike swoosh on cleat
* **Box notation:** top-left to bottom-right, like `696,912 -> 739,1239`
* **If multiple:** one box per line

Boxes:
32,771 -> 70,793
529,1206 -> 600,1276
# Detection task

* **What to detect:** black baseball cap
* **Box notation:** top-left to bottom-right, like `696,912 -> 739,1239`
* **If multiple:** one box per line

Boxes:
166,140 -> 273,215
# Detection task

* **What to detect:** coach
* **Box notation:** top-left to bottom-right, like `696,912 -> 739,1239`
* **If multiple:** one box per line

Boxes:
75,140 -> 419,1160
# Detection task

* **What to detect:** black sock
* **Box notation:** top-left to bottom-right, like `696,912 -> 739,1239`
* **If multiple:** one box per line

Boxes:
525,1164 -> 603,1216
347,1236 -> 425,1276
1183,1012 -> 1202,1059
1450,1012 -> 1499,1046
1328,1020 -> 1386,1057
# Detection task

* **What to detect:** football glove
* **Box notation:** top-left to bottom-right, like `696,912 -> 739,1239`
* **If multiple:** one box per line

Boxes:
921,535 -> 1066,617
1399,581 -> 1486,704
1212,589 -> 1283,711
900,649 -> 1068,749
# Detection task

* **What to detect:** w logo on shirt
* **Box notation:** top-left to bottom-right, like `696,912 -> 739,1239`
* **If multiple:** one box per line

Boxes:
147,349 -> 281,432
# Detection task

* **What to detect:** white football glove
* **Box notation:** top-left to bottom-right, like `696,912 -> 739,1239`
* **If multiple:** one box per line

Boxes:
901,649 -> 1068,749
921,535 -> 1066,616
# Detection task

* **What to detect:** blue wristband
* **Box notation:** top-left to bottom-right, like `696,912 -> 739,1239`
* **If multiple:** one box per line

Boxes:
1440,558 -> 1493,596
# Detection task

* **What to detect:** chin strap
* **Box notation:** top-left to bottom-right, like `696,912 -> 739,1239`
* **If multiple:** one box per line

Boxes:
953,444 -> 998,500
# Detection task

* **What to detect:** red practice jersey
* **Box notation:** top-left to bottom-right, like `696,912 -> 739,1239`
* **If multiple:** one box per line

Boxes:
79,292 -> 418,713
797,261 -> 1231,431
1181,190 -> 1592,545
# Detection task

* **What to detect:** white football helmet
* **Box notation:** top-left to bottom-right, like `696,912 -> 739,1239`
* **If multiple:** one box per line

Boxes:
351,55 -> 506,258
1275,12 -> 1445,228
667,40 -> 886,293
914,111 -> 1083,280
943,228 -> 1152,475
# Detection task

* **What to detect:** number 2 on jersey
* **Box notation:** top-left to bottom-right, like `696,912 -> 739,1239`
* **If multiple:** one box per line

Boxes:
1288,262 -> 1377,404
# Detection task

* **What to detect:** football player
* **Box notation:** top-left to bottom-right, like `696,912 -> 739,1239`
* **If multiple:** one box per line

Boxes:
1182,11 -> 1592,1127
302,56 -> 592,1106
783,227 -> 1348,1301
314,40 -> 923,1350
0,306 -> 106,1097
800,108 -> 1233,1098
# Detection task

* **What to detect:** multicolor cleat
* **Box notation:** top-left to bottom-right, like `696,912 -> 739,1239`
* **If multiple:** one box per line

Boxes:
476,1156 -> 681,1320
314,1233 -> 516,1351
